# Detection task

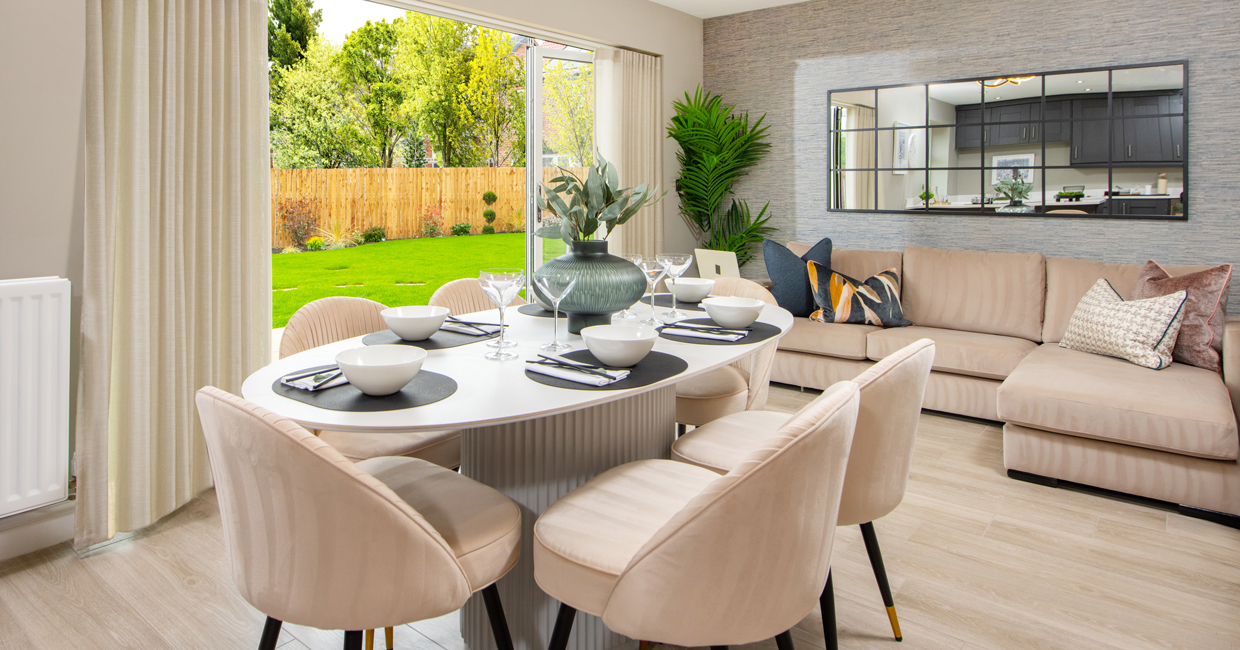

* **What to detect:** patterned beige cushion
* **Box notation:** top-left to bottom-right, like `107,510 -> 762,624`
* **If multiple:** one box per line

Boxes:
1059,279 -> 1187,369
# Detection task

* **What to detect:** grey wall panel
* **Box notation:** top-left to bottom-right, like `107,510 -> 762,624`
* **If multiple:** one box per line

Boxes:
703,0 -> 1240,306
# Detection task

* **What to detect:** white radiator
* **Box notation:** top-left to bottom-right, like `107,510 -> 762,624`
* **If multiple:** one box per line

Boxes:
0,277 -> 71,518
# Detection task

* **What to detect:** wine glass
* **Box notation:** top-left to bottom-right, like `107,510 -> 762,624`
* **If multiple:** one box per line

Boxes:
636,260 -> 667,327
656,253 -> 693,319
535,269 -> 577,352
616,254 -> 643,319
480,268 -> 524,360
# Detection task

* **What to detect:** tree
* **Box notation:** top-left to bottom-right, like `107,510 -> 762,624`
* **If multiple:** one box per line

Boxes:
464,29 -> 525,167
543,60 -> 594,167
395,14 -> 481,167
268,0 -> 322,68
337,20 -> 411,168
402,127 -> 430,168
270,37 -> 371,168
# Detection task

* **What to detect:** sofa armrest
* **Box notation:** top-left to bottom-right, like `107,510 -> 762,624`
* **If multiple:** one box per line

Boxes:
1225,316 -> 1240,426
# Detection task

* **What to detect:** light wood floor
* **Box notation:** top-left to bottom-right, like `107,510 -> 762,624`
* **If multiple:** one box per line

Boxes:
2,384 -> 1238,650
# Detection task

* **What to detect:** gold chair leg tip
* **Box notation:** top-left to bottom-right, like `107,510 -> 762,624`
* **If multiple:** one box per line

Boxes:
886,605 -> 903,641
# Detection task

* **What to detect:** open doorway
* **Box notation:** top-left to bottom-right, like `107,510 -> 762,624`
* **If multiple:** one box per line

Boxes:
267,0 -> 593,329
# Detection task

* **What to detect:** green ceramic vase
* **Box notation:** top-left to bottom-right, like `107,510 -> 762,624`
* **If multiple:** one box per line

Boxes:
533,240 -> 646,333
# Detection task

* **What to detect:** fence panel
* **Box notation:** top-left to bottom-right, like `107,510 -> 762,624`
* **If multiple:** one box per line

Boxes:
270,167 -> 584,247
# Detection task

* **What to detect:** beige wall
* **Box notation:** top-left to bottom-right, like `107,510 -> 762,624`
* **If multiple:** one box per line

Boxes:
0,0 -> 86,438
419,0 -> 705,256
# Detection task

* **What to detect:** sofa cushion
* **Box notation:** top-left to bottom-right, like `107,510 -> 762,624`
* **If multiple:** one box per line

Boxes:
868,326 -> 1036,380
1132,261 -> 1233,372
764,238 -> 832,317
777,317 -> 877,360
789,244 -> 902,283
1042,257 -> 1214,343
808,263 -> 910,327
1059,279 -> 1187,370
997,344 -> 1239,460
902,246 -> 1046,341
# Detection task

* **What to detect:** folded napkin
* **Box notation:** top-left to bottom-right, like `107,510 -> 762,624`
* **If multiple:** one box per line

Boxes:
525,359 -> 631,386
661,326 -> 747,342
440,322 -> 501,336
281,370 -> 349,391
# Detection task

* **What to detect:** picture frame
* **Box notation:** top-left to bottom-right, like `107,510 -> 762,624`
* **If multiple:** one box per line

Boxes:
992,153 -> 1036,184
892,122 -> 915,175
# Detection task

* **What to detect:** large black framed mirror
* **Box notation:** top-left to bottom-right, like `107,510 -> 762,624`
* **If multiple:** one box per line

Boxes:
828,62 -> 1187,219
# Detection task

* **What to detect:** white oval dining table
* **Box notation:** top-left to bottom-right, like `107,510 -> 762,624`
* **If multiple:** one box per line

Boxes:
242,300 -> 793,650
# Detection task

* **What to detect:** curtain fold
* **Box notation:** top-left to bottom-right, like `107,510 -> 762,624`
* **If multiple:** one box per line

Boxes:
594,47 -> 664,259
847,105 -> 876,210
77,0 -> 271,549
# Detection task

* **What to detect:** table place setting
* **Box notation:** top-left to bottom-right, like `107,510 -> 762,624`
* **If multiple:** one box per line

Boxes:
272,346 -> 457,411
658,297 -> 782,346
525,354 -> 631,386
658,322 -> 751,342
363,305 -> 502,349
522,323 -> 688,390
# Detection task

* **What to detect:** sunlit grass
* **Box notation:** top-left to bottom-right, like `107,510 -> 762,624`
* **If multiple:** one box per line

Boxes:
271,233 -> 526,328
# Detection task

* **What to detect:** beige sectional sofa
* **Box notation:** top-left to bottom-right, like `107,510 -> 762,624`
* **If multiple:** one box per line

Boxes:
771,243 -> 1240,518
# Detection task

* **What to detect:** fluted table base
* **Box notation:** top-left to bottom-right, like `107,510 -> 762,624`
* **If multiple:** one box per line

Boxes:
459,386 -> 677,650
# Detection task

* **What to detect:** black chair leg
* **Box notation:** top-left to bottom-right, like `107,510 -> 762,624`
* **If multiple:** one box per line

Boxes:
860,522 -> 902,642
677,423 -> 687,437
258,617 -> 282,650
549,603 -> 577,650
482,583 -> 515,650
711,646 -> 728,650
344,630 -> 364,650
820,569 -> 838,650
774,630 -> 794,650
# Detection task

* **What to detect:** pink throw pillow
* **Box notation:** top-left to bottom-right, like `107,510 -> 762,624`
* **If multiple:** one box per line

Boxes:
1131,260 -> 1232,372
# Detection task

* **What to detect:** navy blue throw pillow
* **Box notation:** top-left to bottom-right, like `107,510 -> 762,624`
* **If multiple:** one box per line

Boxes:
763,238 -> 832,317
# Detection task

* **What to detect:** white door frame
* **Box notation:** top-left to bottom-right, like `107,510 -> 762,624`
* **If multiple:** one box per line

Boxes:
525,46 -> 594,283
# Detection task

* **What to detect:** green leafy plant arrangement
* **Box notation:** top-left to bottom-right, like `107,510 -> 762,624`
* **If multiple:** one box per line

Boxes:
483,209 -> 497,224
919,189 -> 934,202
666,86 -> 775,267
362,226 -> 386,243
305,236 -> 325,251
994,178 -> 1033,203
481,224 -> 495,235
482,191 -> 498,206
535,150 -> 664,243
451,222 -> 472,236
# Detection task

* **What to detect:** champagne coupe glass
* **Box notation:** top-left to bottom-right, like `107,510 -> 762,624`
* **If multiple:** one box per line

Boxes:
480,268 -> 524,360
535,269 -> 577,352
656,253 -> 693,319
636,260 -> 667,327
616,254 -> 643,319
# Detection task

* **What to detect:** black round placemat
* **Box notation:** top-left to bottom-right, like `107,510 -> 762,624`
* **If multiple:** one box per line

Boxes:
362,328 -> 497,349
273,365 -> 457,412
659,318 -> 782,346
517,303 -> 566,318
652,293 -> 706,312
524,350 -> 687,391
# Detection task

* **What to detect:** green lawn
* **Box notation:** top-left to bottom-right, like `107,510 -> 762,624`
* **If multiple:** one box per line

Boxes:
272,234 -> 526,327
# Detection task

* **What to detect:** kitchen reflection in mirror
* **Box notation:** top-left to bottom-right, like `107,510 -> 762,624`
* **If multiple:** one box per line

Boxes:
828,62 -> 1187,219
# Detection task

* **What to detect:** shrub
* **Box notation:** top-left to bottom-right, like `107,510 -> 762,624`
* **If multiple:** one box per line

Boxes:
280,245 -> 301,254
278,198 -> 317,246
451,222 -> 472,236
483,209 -> 497,224
362,226 -> 386,243
481,224 -> 495,235
305,236 -> 325,251
350,231 -> 366,246
482,190 -> 497,206
419,203 -> 446,237
317,218 -> 356,249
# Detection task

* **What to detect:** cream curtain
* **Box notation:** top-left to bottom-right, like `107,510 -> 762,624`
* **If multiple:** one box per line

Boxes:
846,105 -> 876,210
594,47 -> 664,259
77,0 -> 271,549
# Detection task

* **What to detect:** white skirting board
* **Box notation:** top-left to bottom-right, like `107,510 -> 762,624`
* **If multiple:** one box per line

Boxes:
0,500 -> 74,562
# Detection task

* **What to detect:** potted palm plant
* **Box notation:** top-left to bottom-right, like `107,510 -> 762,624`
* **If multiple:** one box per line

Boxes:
666,87 -> 775,267
534,151 -> 665,332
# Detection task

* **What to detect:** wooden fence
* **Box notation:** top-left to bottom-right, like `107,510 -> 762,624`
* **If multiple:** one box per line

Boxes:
270,167 -> 582,247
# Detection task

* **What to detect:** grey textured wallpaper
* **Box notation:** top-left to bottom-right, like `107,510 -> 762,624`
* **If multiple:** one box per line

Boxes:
703,0 -> 1240,305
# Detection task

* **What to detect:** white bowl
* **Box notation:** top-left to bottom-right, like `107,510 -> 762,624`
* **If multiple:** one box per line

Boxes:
701,296 -> 766,329
382,305 -> 449,341
335,345 -> 426,396
580,325 -> 659,367
671,277 -> 715,303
